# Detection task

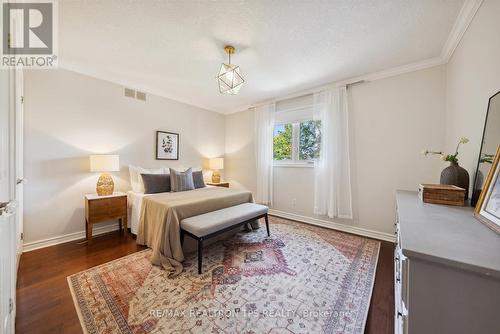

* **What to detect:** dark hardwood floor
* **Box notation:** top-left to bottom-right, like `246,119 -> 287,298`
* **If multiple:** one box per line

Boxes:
365,241 -> 395,334
16,229 -> 394,334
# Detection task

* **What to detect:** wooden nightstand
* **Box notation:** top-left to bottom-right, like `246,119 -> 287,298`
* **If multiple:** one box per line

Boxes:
85,192 -> 127,241
207,182 -> 229,188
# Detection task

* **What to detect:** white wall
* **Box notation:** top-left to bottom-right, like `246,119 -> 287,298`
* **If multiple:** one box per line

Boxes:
26,0 -> 500,245
445,0 -> 500,186
225,109 -> 257,195
23,69 -> 225,244
226,65 -> 446,236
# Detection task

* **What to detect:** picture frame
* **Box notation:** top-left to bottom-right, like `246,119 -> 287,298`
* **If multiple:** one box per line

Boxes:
474,145 -> 500,234
156,131 -> 179,160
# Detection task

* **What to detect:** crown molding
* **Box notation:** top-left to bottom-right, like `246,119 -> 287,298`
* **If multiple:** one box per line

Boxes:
60,0 -> 483,116
229,0 -> 485,115
231,56 -> 446,114
441,0 -> 483,62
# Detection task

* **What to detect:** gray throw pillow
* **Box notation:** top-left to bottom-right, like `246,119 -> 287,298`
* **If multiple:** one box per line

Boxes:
192,170 -> 206,189
140,174 -> 171,194
169,168 -> 195,192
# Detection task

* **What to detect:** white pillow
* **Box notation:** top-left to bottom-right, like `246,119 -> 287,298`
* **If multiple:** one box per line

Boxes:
129,165 -> 164,193
167,166 -> 202,172
128,165 -> 140,192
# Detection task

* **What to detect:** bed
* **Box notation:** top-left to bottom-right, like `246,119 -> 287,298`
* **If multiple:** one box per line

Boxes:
127,190 -> 147,235
129,186 -> 257,277
127,186 -> 233,234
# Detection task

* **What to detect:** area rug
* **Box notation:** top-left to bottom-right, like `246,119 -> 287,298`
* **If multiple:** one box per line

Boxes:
68,216 -> 380,334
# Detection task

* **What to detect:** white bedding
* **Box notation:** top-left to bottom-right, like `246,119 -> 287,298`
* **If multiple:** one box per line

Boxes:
127,190 -> 147,235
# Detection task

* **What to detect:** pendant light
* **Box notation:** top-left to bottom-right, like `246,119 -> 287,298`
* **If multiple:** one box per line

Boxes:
216,45 -> 244,95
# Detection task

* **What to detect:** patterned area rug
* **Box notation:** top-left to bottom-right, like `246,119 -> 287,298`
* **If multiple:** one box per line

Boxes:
68,217 -> 380,334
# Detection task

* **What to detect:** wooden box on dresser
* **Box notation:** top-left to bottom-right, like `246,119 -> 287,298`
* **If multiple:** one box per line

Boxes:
395,191 -> 500,334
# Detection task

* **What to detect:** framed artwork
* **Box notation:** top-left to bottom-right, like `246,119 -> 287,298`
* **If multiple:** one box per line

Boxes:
156,131 -> 179,160
474,145 -> 500,234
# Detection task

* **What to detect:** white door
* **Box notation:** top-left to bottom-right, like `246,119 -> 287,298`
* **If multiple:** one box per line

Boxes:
0,68 -> 17,334
14,67 -> 24,262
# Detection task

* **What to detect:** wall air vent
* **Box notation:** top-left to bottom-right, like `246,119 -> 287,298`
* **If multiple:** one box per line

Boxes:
124,87 -> 135,98
136,91 -> 147,101
124,87 -> 146,102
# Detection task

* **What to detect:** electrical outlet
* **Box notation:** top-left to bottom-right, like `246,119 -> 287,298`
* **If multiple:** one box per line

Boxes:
292,198 -> 296,207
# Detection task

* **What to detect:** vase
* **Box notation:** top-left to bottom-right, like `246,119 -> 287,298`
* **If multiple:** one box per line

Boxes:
471,169 -> 484,207
440,162 -> 469,200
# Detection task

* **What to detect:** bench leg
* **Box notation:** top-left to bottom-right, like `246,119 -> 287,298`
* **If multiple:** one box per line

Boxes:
265,214 -> 270,237
197,239 -> 203,275
180,230 -> 185,246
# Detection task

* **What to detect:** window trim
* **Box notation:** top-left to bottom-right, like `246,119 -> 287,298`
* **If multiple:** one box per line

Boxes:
273,160 -> 314,168
291,123 -> 299,161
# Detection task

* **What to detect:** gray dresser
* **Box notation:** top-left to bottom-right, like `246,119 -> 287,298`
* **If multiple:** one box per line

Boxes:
395,191 -> 500,334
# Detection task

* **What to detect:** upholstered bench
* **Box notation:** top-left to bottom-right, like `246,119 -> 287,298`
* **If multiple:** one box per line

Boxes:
180,203 -> 269,274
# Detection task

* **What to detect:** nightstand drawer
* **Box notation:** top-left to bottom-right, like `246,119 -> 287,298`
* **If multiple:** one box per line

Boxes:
85,193 -> 128,241
107,196 -> 126,212
207,182 -> 229,188
108,204 -> 127,216
90,198 -> 111,209
86,196 -> 127,222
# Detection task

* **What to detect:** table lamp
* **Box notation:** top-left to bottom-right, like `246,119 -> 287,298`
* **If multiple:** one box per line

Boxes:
209,158 -> 224,183
90,155 -> 120,196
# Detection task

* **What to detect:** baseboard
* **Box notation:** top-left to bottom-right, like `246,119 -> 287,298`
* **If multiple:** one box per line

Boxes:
23,223 -> 120,252
23,212 -> 394,252
268,209 -> 395,243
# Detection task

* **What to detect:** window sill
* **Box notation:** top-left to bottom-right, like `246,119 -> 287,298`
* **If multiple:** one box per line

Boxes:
273,162 -> 314,168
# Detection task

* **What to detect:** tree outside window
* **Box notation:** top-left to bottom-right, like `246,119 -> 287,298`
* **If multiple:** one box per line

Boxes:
273,124 -> 292,160
273,120 -> 321,162
299,120 -> 321,160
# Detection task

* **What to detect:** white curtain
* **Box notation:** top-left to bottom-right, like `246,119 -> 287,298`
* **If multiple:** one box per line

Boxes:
254,103 -> 275,205
313,87 -> 353,219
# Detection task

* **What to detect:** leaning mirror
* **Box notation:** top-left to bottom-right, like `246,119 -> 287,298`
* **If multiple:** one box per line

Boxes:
472,91 -> 500,206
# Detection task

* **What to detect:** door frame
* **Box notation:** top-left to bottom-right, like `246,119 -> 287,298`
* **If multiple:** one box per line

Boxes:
0,5 -> 24,332
14,67 -> 24,264
0,65 -> 18,334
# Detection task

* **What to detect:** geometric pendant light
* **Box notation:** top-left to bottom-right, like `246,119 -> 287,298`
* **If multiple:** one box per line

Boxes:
216,45 -> 244,95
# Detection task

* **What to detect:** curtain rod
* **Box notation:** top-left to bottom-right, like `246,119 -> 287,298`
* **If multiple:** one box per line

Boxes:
248,79 -> 367,110
346,80 -> 365,88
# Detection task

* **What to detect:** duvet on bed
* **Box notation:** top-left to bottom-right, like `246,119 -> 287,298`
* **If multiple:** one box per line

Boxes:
137,186 -> 254,277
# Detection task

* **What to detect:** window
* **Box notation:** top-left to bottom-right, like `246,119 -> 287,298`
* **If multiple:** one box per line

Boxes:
273,120 -> 321,163
273,123 -> 292,160
299,120 -> 321,160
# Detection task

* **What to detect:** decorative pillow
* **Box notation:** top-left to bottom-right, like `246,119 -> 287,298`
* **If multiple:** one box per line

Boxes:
192,170 -> 206,189
141,174 -> 171,194
129,165 -> 164,193
169,168 -> 195,192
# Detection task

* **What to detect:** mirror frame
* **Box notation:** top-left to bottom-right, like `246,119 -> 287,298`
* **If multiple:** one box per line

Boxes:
472,90 -> 500,207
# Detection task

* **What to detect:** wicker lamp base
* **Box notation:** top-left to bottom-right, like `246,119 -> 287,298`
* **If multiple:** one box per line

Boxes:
96,173 -> 114,196
211,170 -> 221,183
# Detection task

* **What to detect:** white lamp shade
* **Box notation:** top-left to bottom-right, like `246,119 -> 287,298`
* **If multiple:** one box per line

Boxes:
208,158 -> 224,170
90,155 -> 120,172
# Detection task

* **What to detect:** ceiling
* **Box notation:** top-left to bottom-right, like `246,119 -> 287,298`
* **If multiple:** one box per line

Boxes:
59,0 -> 466,114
